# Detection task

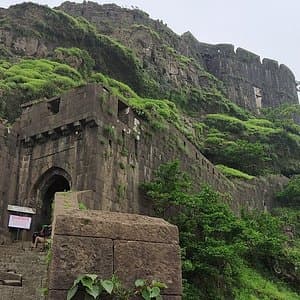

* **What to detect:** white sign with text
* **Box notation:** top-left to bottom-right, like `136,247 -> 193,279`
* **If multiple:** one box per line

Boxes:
8,215 -> 32,230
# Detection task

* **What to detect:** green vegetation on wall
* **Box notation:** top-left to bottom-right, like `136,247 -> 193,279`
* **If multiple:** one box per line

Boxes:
142,161 -> 300,299
1,3 -> 146,93
276,175 -> 300,207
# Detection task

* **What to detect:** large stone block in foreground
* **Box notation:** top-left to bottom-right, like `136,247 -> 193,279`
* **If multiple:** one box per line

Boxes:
48,192 -> 182,299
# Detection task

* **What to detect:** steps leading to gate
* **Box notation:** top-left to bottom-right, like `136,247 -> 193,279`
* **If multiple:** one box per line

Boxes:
0,241 -> 48,300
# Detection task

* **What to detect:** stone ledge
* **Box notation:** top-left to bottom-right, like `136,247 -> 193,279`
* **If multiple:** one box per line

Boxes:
54,210 -> 179,244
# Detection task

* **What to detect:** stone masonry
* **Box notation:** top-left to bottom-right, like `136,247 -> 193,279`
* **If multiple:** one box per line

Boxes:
195,42 -> 298,111
0,242 -> 48,300
48,191 -> 182,300
0,83 -> 288,239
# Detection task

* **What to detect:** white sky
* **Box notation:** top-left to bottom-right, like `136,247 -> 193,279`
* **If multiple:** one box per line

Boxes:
1,0 -> 300,80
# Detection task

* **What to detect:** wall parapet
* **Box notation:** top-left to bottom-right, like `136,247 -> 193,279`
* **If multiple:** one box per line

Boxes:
196,41 -> 298,109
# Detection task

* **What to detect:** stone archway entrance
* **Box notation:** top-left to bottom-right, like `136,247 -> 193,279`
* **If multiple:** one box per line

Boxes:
40,174 -> 70,225
32,167 -> 71,228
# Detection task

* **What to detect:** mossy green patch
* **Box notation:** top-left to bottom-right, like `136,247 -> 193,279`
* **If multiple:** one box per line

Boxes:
234,264 -> 300,300
0,58 -> 85,120
91,72 -> 189,132
216,164 -> 254,180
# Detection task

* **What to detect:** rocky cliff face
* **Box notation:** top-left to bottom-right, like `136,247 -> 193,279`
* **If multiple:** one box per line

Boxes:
59,1 -> 299,111
0,3 -> 145,92
0,1 -> 297,116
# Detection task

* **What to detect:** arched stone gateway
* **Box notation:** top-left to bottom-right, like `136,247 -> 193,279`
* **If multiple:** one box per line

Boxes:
31,167 -> 71,228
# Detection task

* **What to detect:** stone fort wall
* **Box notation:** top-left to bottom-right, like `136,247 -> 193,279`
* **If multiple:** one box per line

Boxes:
0,122 -> 18,242
194,43 -> 298,111
0,84 -> 289,238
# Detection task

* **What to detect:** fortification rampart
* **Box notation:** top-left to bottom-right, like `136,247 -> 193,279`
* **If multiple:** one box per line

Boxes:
197,42 -> 298,111
0,84 -> 290,243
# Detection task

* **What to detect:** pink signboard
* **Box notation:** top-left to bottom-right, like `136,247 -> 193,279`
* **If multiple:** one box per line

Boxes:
8,215 -> 32,230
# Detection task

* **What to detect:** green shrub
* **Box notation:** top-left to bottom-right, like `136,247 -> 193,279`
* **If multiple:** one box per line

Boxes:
233,263 -> 300,300
205,114 -> 246,133
142,161 -> 300,299
276,176 -> 300,207
54,47 -> 95,78
0,58 -> 85,120
204,139 -> 271,176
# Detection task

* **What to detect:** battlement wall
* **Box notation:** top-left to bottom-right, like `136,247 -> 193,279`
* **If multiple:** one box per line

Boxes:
197,42 -> 298,111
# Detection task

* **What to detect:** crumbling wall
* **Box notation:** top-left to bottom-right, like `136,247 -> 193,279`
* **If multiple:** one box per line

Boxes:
48,192 -> 182,300
196,43 -> 298,111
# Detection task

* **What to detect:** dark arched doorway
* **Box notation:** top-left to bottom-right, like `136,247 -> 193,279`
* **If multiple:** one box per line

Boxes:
32,167 -> 71,229
40,175 -> 70,225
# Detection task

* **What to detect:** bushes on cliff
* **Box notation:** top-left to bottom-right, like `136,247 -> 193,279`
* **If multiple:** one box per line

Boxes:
142,161 -> 299,299
0,59 -> 84,121
168,87 -> 250,120
54,47 -> 95,78
276,176 -> 300,207
91,72 -> 188,132
205,114 -> 246,133
215,165 -> 254,180
202,113 -> 300,176
204,137 -> 271,176
3,3 -> 146,94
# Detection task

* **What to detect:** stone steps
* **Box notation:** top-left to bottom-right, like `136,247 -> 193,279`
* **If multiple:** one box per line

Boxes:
0,241 -> 48,300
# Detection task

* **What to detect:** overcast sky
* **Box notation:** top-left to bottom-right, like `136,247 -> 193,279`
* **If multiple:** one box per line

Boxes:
1,0 -> 300,80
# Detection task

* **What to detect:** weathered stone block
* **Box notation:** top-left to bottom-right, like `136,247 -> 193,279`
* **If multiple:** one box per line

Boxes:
54,211 -> 179,244
114,240 -> 182,295
48,235 -> 113,290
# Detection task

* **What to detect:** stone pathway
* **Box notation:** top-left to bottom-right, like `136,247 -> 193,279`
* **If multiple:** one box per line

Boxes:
0,241 -> 48,300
